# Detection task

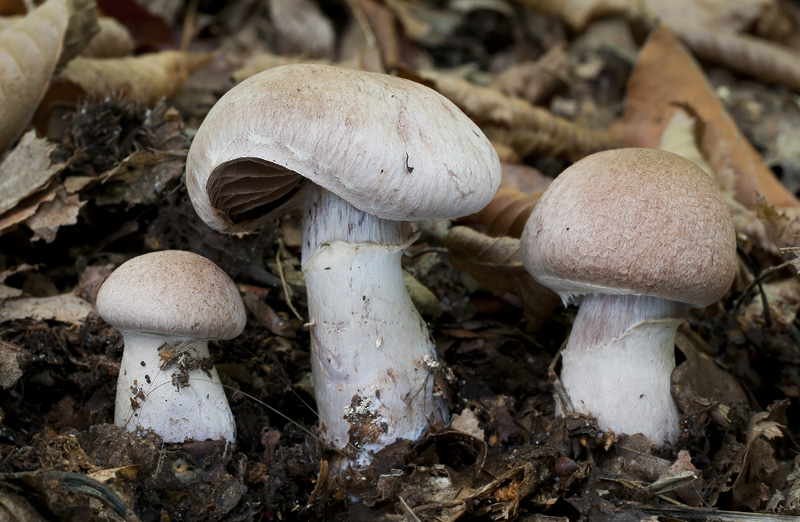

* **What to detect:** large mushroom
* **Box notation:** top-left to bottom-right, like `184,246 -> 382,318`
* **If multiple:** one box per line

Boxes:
96,250 -> 246,445
521,148 -> 737,444
185,64 -> 501,462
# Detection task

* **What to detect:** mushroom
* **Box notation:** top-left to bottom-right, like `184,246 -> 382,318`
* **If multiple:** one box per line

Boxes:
96,250 -> 246,445
185,64 -> 501,462
520,148 -> 737,444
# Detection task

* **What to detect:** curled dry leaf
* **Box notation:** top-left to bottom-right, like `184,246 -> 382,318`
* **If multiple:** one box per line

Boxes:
0,0 -> 68,153
47,51 -> 213,108
671,22 -> 800,93
269,0 -> 336,59
468,189 -> 543,238
515,0 -> 633,31
489,43 -> 569,106
624,24 -> 799,208
57,0 -> 98,70
446,226 -> 561,331
414,69 -> 623,161
79,17 -> 135,59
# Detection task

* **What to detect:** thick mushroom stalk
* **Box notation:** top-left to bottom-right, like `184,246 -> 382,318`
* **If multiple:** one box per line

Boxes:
560,294 -> 684,443
302,185 -> 447,459
115,332 -> 235,444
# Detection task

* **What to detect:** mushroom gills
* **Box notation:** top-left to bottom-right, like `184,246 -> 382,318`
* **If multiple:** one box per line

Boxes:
207,159 -> 305,224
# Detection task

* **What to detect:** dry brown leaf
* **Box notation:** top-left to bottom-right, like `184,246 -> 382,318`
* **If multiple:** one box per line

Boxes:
415,69 -> 623,161
269,0 -> 335,59
755,197 -> 800,250
514,0 -> 633,31
23,188 -> 84,242
469,189 -> 543,238
647,0 -> 773,33
57,0 -> 98,69
49,51 -> 213,107
671,22 -> 800,93
353,0 -> 402,71
624,24 -> 799,208
0,131 -> 63,215
79,16 -> 135,58
0,0 -> 68,153
445,226 -> 561,331
0,293 -> 93,324
489,44 -> 569,106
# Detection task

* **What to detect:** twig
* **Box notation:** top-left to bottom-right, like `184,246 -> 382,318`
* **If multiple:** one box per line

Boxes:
275,239 -> 304,321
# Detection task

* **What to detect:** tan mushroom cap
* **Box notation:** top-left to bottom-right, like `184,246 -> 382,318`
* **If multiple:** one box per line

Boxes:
96,250 -> 246,339
521,148 -> 737,308
186,63 -> 502,233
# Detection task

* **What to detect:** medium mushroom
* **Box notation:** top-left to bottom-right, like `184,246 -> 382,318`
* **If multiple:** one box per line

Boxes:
520,148 -> 737,444
185,64 -> 501,462
96,250 -> 246,445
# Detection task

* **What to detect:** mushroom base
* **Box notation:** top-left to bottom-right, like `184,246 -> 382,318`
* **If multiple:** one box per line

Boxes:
560,294 -> 683,444
115,331 -> 236,445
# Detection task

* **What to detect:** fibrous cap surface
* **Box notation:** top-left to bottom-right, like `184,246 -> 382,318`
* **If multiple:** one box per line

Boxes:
186,63 -> 501,232
521,148 -> 737,307
96,250 -> 246,339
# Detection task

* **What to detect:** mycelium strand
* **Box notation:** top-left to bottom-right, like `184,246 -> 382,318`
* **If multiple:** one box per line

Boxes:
560,294 -> 685,444
301,184 -> 448,464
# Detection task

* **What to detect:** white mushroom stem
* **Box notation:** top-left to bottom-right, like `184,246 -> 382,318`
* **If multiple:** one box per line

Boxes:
560,294 -> 685,444
302,185 -> 448,461
115,331 -> 236,444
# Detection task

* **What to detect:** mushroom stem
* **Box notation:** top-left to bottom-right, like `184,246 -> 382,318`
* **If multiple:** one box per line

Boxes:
560,294 -> 684,443
115,331 -> 236,444
302,185 -> 448,462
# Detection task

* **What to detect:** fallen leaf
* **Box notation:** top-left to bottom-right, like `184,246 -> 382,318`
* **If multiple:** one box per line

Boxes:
269,0 -> 335,59
79,16 -> 135,58
624,24 -> 799,208
23,188 -> 84,242
0,339 -> 25,389
515,0 -> 633,31
0,0 -> 68,152
671,22 -> 800,93
0,131 -> 63,215
0,293 -> 94,324
489,43 -> 569,106
445,226 -> 561,331
413,68 -> 623,161
468,189 -> 543,238
47,51 -> 213,108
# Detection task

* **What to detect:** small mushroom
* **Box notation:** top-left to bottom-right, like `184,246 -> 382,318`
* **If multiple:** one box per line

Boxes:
521,148 -> 737,444
185,64 -> 501,463
96,250 -> 246,445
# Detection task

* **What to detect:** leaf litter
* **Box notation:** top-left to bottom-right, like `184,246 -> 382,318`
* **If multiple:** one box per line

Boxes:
0,0 -> 800,520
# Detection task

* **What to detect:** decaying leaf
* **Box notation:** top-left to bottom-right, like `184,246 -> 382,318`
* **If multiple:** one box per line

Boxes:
0,339 -> 26,389
446,226 -> 561,330
0,131 -> 63,216
57,0 -> 98,69
755,197 -> 800,250
468,189 -> 543,238
47,51 -> 213,108
671,323 -> 749,416
489,43 -> 569,106
0,293 -> 93,324
92,149 -> 186,207
79,16 -> 135,59
514,0 -> 633,32
671,22 -> 800,93
269,0 -> 335,59
0,0 -> 68,153
624,24 -> 799,209
732,401 -> 790,510
413,68 -> 623,161
23,187 -> 84,242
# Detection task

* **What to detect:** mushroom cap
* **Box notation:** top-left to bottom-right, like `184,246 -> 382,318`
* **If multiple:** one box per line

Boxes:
186,63 -> 502,233
96,250 -> 246,339
520,148 -> 737,308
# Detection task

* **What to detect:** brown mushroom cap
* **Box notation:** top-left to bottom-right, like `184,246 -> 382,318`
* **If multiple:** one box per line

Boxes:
186,64 -> 501,233
521,148 -> 737,308
96,250 -> 246,339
